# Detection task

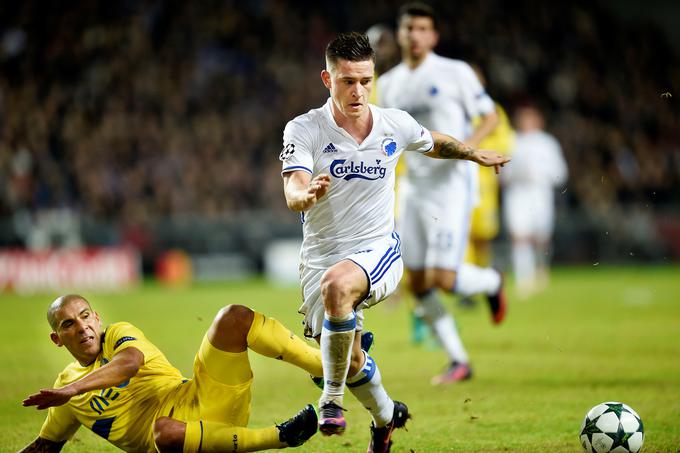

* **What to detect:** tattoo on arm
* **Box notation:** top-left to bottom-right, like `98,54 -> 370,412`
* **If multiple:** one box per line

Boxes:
19,437 -> 66,453
430,132 -> 475,160
436,140 -> 474,159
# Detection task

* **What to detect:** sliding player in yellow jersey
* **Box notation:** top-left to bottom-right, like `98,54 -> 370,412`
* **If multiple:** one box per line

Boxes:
20,294 -> 322,452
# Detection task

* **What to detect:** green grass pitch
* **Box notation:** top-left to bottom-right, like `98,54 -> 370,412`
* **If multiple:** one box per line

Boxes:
2,266 -> 679,452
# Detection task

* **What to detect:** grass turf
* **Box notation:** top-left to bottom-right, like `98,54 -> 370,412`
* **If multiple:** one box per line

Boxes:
2,265 -> 679,452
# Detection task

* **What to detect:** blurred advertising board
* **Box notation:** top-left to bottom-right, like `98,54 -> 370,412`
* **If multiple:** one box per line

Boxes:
0,247 -> 140,294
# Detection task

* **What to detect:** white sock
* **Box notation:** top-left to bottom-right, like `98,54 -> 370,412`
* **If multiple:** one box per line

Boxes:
432,315 -> 469,364
454,263 -> 501,296
418,291 -> 469,364
512,241 -> 535,288
319,311 -> 356,407
347,351 -> 394,427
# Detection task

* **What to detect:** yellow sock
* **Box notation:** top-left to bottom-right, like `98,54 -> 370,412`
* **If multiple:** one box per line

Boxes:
183,420 -> 282,453
247,311 -> 322,377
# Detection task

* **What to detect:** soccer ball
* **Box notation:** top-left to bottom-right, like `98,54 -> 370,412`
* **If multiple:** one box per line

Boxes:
579,402 -> 644,453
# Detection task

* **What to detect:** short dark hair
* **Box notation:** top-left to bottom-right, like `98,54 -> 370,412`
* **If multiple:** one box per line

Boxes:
47,294 -> 91,330
398,2 -> 437,29
325,32 -> 375,69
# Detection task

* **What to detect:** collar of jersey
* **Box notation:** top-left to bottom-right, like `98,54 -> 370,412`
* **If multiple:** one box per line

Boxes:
322,98 -> 381,147
405,51 -> 435,73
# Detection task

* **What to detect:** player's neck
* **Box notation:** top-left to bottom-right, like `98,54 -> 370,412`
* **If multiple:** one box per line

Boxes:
332,106 -> 373,144
404,52 -> 429,69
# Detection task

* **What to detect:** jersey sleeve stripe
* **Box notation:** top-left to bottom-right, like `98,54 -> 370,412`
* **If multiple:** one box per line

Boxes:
282,165 -> 313,174
423,142 -> 434,153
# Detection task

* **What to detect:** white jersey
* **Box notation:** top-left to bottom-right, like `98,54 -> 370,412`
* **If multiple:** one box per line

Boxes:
502,130 -> 568,239
378,53 -> 495,189
501,130 -> 567,190
281,98 -> 434,268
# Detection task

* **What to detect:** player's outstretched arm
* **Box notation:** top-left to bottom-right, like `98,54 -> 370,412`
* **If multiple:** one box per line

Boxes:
283,171 -> 330,212
19,437 -> 66,452
425,131 -> 511,174
23,347 -> 143,410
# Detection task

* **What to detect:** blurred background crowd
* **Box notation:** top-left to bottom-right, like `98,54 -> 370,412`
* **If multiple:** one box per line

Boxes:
1,0 -> 678,272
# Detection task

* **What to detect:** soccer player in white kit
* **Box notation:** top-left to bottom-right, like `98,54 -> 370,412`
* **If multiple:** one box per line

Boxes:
377,3 -> 507,385
502,105 -> 568,297
280,32 -> 509,452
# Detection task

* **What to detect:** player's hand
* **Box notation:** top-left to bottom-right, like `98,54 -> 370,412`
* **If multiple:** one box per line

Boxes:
23,386 -> 78,410
283,171 -> 331,212
303,174 -> 330,206
470,150 -> 511,174
310,174 -> 330,198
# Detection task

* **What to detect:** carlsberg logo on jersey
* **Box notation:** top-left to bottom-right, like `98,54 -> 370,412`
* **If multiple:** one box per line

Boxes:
330,159 -> 387,181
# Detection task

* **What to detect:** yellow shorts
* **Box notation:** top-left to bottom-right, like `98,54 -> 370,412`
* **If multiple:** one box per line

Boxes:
162,335 -> 254,427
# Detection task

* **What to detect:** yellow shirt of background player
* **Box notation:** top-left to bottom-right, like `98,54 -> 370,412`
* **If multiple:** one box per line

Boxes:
468,104 -> 515,243
474,103 -> 514,157
39,322 -> 185,452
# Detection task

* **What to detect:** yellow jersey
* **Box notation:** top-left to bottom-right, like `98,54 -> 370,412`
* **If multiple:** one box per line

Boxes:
39,322 -> 185,452
475,103 -> 514,156
469,104 -> 515,240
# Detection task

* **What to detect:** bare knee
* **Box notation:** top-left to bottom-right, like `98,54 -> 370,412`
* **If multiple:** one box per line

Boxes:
215,304 -> 254,329
154,417 -> 185,453
320,270 -> 356,313
208,304 -> 254,351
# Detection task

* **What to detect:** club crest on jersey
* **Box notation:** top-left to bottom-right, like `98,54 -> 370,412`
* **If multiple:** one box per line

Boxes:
330,159 -> 387,181
381,138 -> 397,157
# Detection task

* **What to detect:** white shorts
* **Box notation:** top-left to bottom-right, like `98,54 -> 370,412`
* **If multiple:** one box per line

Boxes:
397,172 -> 476,271
298,233 -> 404,338
504,186 -> 554,241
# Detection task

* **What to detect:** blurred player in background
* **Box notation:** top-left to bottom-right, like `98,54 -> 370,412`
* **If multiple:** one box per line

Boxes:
366,24 -> 400,86
21,295 -> 321,452
280,32 -> 509,451
459,66 -> 515,309
377,3 -> 506,385
366,23 -> 412,320
501,104 -> 568,298
465,66 -> 515,270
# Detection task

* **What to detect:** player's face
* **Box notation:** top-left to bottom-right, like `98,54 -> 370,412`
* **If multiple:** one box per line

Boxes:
398,15 -> 438,59
50,298 -> 102,365
322,58 -> 374,120
515,107 -> 544,132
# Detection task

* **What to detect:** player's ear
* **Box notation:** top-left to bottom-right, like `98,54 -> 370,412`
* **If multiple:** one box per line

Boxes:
50,332 -> 62,347
321,70 -> 332,89
432,30 -> 440,47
